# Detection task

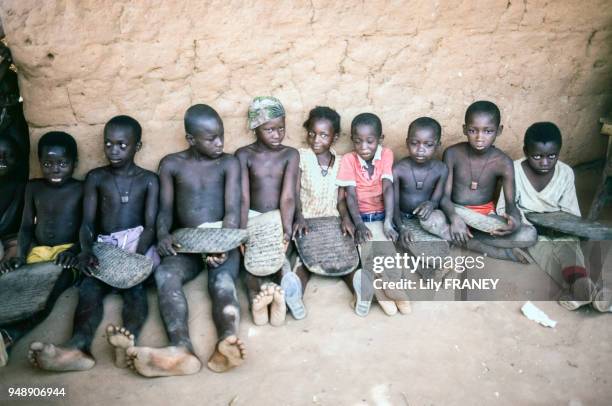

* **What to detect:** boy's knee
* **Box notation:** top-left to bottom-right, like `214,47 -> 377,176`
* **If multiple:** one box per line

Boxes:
221,304 -> 239,318
516,225 -> 538,245
420,210 -> 448,238
124,284 -> 147,301
211,271 -> 236,297
154,266 -> 178,289
420,210 -> 444,227
79,277 -> 105,296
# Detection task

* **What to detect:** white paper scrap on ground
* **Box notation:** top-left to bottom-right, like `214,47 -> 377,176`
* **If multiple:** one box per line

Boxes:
521,301 -> 557,328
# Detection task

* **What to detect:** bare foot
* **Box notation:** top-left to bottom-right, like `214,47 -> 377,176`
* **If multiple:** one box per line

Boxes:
251,284 -> 275,326
396,300 -> 412,314
28,342 -> 95,372
0,335 -> 7,367
207,335 -> 246,373
378,300 -> 398,316
375,287 -> 398,316
106,324 -> 135,368
126,346 -> 202,377
270,283 -> 286,326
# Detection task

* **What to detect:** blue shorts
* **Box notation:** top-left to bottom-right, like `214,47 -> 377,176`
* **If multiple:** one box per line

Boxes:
360,211 -> 385,222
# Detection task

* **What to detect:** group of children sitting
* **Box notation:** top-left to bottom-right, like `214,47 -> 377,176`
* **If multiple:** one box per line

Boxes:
0,97 -> 609,377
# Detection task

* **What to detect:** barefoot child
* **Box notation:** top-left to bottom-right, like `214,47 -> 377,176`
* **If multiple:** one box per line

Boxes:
29,115 -> 159,372
497,122 -> 610,312
126,104 -> 245,377
0,132 -> 82,367
0,135 -> 26,261
236,96 -> 299,326
291,106 -> 355,317
393,117 -> 448,247
336,113 -> 406,316
422,101 -> 537,261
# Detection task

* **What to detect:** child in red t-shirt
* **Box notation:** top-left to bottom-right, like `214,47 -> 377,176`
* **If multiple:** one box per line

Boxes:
337,113 -> 409,316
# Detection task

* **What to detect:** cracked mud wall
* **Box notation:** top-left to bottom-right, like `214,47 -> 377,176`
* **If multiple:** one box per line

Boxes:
0,0 -> 611,177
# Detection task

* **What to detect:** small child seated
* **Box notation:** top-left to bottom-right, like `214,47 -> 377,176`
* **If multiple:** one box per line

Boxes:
337,113 -> 408,316
422,100 -> 537,261
236,96 -> 300,326
0,135 -> 26,261
497,122 -> 610,312
291,106 -> 355,317
28,115 -> 160,372
0,131 -> 83,367
393,117 -> 448,248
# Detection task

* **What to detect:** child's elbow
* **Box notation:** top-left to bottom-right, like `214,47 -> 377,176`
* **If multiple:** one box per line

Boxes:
282,194 -> 295,207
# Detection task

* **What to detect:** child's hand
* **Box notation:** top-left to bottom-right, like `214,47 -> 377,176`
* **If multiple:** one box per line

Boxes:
292,218 -> 309,239
341,217 -> 355,239
399,229 -> 415,250
206,252 -> 227,268
55,251 -> 79,269
0,257 -> 25,274
78,252 -> 99,276
157,234 -> 181,257
450,215 -> 472,246
491,213 -> 518,236
413,201 -> 434,220
355,223 -> 373,244
383,220 -> 398,242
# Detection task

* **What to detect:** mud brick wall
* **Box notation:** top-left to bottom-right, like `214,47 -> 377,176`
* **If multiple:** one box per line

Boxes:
1,0 -> 611,177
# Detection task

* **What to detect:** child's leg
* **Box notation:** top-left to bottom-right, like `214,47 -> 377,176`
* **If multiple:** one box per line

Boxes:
419,210 -> 452,240
342,271 -> 356,293
1,268 -> 74,351
247,273 -> 277,326
280,244 -> 311,294
279,245 -> 306,320
106,283 -> 148,369
154,254 -> 201,351
421,210 -> 536,262
121,283 -> 148,339
67,276 -> 111,352
245,272 -> 264,305
473,223 -> 538,249
121,255 -> 203,378
206,249 -> 246,373
208,249 -> 240,340
361,221 -> 405,316
344,267 -> 375,317
529,237 -> 599,311
464,224 -> 537,263
29,276 -> 110,372
294,263 -> 311,294
465,239 -> 532,264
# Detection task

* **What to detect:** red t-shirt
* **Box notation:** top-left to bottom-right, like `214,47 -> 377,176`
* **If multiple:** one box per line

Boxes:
336,146 -> 394,214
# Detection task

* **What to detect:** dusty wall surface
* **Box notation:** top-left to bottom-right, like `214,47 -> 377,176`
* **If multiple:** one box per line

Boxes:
0,0 -> 611,177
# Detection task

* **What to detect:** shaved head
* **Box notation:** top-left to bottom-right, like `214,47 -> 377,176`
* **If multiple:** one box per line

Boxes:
184,104 -> 223,136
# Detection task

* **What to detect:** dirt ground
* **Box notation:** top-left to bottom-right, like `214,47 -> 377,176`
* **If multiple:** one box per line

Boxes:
1,165 -> 611,406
